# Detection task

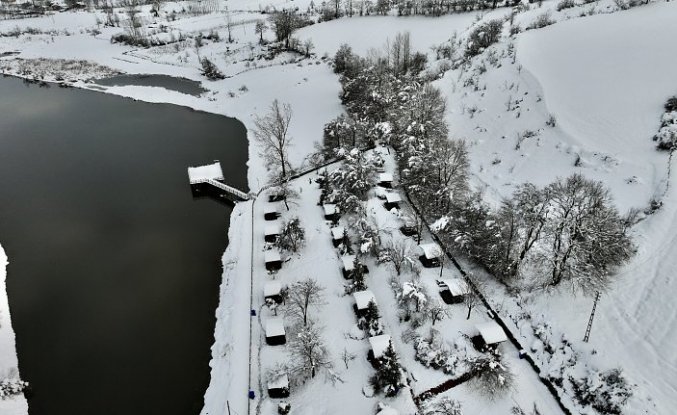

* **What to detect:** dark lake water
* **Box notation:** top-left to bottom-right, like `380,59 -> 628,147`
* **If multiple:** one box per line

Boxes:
0,75 -> 247,414
94,74 -> 207,96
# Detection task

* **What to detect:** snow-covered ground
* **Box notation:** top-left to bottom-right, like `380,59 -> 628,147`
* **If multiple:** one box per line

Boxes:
1,1 -> 676,414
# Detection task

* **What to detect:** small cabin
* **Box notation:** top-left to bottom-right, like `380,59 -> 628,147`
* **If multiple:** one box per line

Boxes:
377,173 -> 394,188
323,203 -> 339,221
419,243 -> 443,268
264,205 -> 280,221
383,192 -> 402,211
264,281 -> 283,304
265,317 -> 286,345
341,254 -> 368,279
368,334 -> 392,364
264,222 -> 282,243
437,278 -> 470,304
331,226 -> 346,248
267,373 -> 290,398
265,250 -> 282,272
353,290 -> 377,317
472,321 -> 508,351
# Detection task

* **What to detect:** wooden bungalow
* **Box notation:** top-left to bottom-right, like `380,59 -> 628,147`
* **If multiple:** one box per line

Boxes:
331,226 -> 346,248
341,255 -> 369,279
264,221 -> 282,243
368,334 -> 392,364
267,373 -> 290,398
353,290 -> 377,317
383,192 -> 402,211
437,278 -> 470,304
264,204 -> 280,221
265,250 -> 282,272
472,321 -> 508,352
419,243 -> 443,268
323,203 -> 339,221
377,173 -> 394,188
399,218 -> 418,237
264,281 -> 283,304
265,317 -> 286,345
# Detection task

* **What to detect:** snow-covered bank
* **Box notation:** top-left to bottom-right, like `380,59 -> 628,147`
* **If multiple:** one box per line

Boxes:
0,245 -> 29,415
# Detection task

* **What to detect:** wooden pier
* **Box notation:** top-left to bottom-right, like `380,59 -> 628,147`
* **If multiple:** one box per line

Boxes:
188,161 -> 250,202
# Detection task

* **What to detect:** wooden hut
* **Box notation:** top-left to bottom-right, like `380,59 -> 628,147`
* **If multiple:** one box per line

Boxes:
264,222 -> 282,243
264,281 -> 283,304
368,334 -> 391,363
323,203 -> 339,221
331,226 -> 346,248
265,250 -> 282,272
399,218 -> 418,237
265,317 -> 286,345
472,321 -> 508,351
419,243 -> 443,268
437,278 -> 470,304
353,290 -> 377,317
267,374 -> 290,398
377,173 -> 394,188
383,192 -> 402,211
264,205 -> 280,221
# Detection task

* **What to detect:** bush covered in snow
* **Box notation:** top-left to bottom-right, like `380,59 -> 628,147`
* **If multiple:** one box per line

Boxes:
423,396 -> 463,415
571,368 -> 633,414
465,19 -> 503,58
200,57 -> 225,80
0,378 -> 28,398
276,217 -> 306,253
413,329 -> 462,375
467,352 -> 514,398
653,96 -> 677,151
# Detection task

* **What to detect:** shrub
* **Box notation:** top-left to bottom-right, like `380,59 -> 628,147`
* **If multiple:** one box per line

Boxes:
571,368 -> 632,414
527,12 -> 555,30
556,0 -> 576,10
665,96 -> 677,112
465,19 -> 503,58
200,57 -> 225,80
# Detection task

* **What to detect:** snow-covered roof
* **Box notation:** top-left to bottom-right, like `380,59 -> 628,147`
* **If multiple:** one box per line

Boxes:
378,173 -> 393,183
376,406 -> 399,415
440,278 -> 470,297
187,161 -> 223,183
323,204 -> 337,215
341,254 -> 356,271
267,374 -> 289,390
264,222 -> 282,236
331,226 -> 345,240
476,321 -> 508,345
369,334 -> 391,359
264,204 -> 279,214
419,243 -> 443,259
264,250 -> 281,263
353,290 -> 376,310
264,281 -> 282,298
265,317 -> 285,337
385,192 -> 402,204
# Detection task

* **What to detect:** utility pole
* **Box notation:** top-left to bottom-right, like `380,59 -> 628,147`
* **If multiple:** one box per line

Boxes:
583,291 -> 601,343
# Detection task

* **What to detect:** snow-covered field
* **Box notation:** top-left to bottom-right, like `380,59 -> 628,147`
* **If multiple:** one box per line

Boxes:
1,0 -> 676,414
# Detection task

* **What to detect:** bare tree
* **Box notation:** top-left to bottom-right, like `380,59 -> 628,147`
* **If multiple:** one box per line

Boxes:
254,99 -> 293,179
285,278 -> 325,326
122,0 -> 142,40
463,286 -> 480,320
302,38 -> 314,57
255,20 -> 267,44
340,347 -> 356,369
424,396 -> 463,415
468,353 -> 515,398
276,217 -> 305,253
378,239 -> 416,275
224,5 -> 234,42
269,9 -> 302,48
288,322 -> 333,380
427,300 -> 450,326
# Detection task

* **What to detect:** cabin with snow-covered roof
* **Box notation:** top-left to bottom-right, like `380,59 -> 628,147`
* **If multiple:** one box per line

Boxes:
368,334 -> 392,364
472,321 -> 508,351
267,373 -> 290,398
341,254 -> 368,279
323,203 -> 339,221
377,173 -> 394,188
331,226 -> 346,247
265,317 -> 286,345
264,281 -> 283,304
383,192 -> 402,210
437,278 -> 470,304
264,204 -> 280,221
265,250 -> 282,271
353,290 -> 377,317
264,221 -> 282,243
419,243 -> 443,268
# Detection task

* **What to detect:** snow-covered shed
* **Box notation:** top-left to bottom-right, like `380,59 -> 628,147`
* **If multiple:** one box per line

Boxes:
331,226 -> 346,247
265,317 -> 286,345
419,243 -> 443,268
264,204 -> 280,221
264,221 -> 282,243
383,192 -> 402,210
399,218 -> 418,237
265,250 -> 282,271
438,278 -> 470,304
264,281 -> 283,304
353,290 -> 377,317
323,203 -> 339,221
340,254 -> 368,278
473,321 -> 508,351
267,373 -> 290,398
368,334 -> 392,361
377,173 -> 394,188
